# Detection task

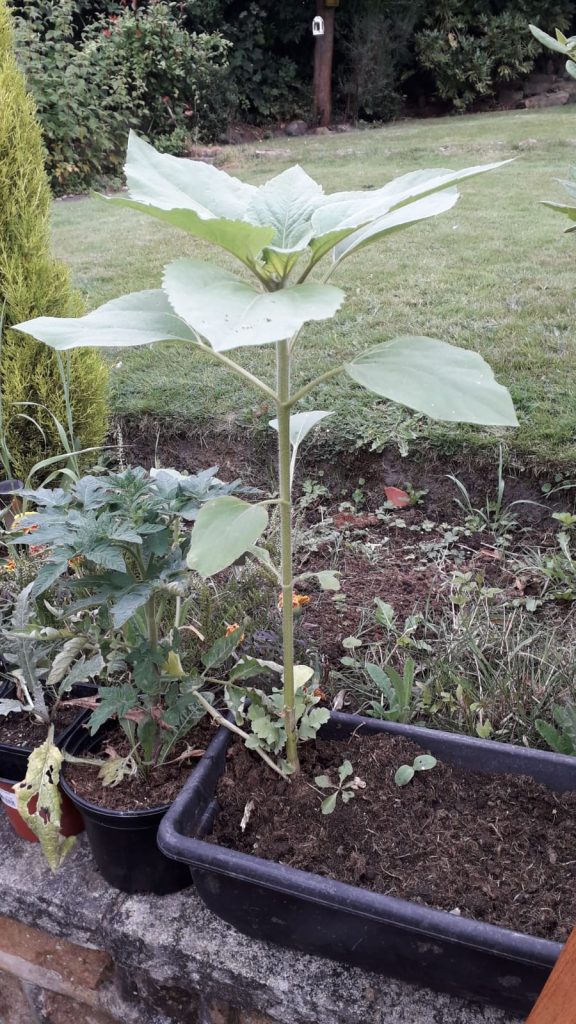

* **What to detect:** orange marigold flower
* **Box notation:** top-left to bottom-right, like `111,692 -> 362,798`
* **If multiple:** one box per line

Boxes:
225,623 -> 245,642
2,559 -> 16,573
277,593 -> 311,611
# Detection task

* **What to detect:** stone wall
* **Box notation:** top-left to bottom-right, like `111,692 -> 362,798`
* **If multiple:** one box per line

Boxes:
0,814 -> 523,1024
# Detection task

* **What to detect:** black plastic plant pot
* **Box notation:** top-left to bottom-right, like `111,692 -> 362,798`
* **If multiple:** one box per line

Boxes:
157,713 -> 574,1015
60,728 -> 193,896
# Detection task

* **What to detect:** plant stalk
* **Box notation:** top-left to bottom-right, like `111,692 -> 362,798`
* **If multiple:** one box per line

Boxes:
276,338 -> 299,772
145,594 -> 159,653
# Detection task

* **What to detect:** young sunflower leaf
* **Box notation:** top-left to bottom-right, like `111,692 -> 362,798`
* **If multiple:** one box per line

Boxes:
314,774 -> 333,789
413,755 -> 437,772
345,336 -> 518,427
187,497 -> 268,577
14,291 -> 198,352
394,764 -> 415,787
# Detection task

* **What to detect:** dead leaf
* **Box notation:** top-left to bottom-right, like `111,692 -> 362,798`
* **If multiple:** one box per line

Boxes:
240,799 -> 255,832
478,547 -> 502,561
384,486 -> 410,508
60,696 -> 99,710
332,689 -> 346,711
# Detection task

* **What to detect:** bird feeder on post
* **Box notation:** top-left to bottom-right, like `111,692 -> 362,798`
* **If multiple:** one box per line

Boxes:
313,0 -> 339,128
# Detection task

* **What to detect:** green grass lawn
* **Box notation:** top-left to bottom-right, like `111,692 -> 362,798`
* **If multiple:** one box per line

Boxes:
52,106 -> 576,469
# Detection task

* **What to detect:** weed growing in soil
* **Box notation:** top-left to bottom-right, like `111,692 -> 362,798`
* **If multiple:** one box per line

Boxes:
536,703 -> 576,755
517,513 -> 576,602
447,447 -> 538,541
314,758 -> 366,814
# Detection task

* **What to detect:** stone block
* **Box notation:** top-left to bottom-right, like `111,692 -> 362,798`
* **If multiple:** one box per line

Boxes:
0,916 -> 111,1007
41,991 -> 119,1024
0,815 -> 524,1024
523,91 -> 571,108
112,964 -> 200,1023
284,120 -> 308,137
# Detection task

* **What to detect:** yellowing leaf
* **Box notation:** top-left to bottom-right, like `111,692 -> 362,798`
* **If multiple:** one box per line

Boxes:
15,739 -> 76,871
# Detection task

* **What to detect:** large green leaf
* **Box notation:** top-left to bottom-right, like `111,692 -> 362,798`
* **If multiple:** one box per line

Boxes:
163,260 -> 344,351
333,188 -> 459,263
14,291 -> 198,351
105,132 -> 273,267
107,199 -> 274,267
542,201 -> 576,231
345,336 -> 518,426
124,130 -> 257,218
311,161 -> 510,242
245,165 -> 323,251
187,496 -> 268,577
307,160 -> 512,268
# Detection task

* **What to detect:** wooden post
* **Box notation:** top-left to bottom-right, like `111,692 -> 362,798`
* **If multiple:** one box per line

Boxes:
313,1 -> 335,127
526,927 -> 576,1023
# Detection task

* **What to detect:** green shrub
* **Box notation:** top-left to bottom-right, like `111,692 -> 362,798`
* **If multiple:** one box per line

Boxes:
94,1 -> 231,149
12,0 -> 231,191
13,0 -> 139,193
0,0 -> 108,479
415,1 -> 574,111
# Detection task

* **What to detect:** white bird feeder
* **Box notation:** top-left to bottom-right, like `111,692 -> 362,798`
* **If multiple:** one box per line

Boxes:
312,16 -> 324,36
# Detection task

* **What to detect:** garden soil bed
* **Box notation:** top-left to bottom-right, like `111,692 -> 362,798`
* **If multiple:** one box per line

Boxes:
211,731 -> 576,943
65,718 -> 218,811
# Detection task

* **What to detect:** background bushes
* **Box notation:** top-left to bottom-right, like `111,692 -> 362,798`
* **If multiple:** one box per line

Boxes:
12,0 -> 231,192
414,0 -> 574,112
9,0 -> 576,193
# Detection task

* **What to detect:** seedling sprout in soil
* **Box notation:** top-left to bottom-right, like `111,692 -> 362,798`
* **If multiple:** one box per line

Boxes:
394,754 -> 438,787
16,133 -> 517,782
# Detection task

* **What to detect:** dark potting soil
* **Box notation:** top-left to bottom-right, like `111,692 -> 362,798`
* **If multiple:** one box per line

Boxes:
212,732 -> 576,942
0,703 -> 80,747
65,718 -> 217,811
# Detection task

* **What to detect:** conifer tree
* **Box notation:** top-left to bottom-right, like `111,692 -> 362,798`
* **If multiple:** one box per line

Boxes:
0,0 -> 108,479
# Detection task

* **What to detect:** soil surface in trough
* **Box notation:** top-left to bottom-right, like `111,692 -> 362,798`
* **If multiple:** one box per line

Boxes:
212,731 -> 576,942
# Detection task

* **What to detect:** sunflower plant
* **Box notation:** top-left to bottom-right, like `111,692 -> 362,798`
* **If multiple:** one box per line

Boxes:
16,133 -> 517,775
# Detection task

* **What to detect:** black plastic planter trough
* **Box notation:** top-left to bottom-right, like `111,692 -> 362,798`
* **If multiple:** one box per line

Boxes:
158,713 -> 573,1016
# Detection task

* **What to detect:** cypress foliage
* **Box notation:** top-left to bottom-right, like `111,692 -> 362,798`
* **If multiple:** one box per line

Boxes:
0,0 -> 108,480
